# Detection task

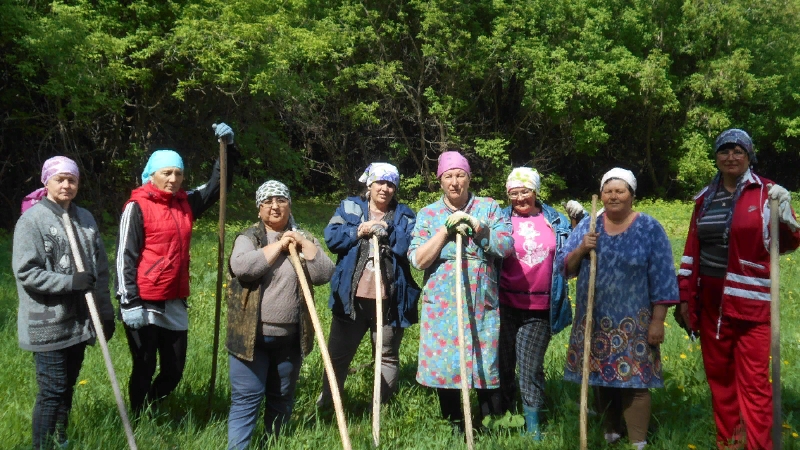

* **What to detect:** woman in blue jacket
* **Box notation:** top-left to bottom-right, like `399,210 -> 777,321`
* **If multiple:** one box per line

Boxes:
317,163 -> 420,406
498,167 -> 579,440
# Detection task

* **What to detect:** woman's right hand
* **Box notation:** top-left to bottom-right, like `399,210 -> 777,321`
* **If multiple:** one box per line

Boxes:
579,231 -> 598,255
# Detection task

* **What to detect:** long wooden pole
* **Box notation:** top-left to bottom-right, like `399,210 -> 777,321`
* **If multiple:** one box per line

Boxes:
579,195 -> 598,450
769,198 -> 781,450
455,233 -> 475,450
288,245 -> 352,450
371,235 -> 383,447
208,132 -> 228,408
61,213 -> 138,450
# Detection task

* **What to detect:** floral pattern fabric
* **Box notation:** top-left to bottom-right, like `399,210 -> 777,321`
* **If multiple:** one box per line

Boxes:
409,195 -> 513,389
557,213 -> 678,388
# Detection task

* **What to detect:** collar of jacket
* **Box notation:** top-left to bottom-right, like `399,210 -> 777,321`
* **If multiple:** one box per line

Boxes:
139,181 -> 188,203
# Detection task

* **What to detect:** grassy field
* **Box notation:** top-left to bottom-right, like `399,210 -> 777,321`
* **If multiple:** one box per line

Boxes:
1,197 -> 800,449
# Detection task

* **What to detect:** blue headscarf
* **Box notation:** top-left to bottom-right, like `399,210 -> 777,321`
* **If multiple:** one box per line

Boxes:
141,150 -> 184,184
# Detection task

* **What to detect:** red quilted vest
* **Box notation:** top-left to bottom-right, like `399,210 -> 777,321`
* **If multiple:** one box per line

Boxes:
127,183 -> 194,301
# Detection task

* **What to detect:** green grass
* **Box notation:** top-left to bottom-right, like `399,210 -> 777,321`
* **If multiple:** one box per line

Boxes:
1,199 -> 800,449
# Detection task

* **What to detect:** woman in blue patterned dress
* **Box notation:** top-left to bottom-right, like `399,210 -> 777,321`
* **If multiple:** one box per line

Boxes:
557,168 -> 678,450
408,150 -> 514,432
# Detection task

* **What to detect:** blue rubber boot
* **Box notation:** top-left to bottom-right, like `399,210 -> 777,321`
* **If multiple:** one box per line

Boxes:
522,405 -> 542,441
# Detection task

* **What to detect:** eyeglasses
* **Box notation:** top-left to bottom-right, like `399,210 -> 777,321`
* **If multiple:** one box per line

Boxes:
260,197 -> 289,207
717,148 -> 748,160
508,189 -> 534,200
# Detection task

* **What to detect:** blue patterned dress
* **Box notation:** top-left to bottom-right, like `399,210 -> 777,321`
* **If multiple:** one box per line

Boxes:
409,195 -> 514,389
556,213 -> 678,388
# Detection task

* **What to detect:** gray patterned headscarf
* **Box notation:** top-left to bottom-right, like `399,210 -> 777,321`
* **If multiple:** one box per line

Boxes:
255,180 -> 297,230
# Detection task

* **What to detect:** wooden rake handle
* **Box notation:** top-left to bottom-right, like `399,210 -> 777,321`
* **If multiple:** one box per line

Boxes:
769,198 -> 781,450
208,134 -> 227,408
371,235 -> 383,447
61,213 -> 138,450
580,195 -> 598,450
455,233 -> 475,450
287,245 -> 352,450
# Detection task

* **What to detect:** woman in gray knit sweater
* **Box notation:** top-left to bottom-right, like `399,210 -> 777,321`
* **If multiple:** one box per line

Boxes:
13,156 -> 115,449
225,180 -> 334,450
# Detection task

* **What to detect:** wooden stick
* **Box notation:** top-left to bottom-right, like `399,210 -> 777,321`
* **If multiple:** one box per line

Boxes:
288,245 -> 352,450
455,233 -> 475,450
208,132 -> 228,408
769,198 -> 781,450
61,213 -> 138,450
579,195 -> 598,450
371,235 -> 383,447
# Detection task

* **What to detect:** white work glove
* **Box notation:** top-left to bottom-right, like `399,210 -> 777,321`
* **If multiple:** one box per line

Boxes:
445,211 -> 481,237
564,200 -> 587,222
769,184 -> 800,232
212,122 -> 234,144
120,301 -> 148,330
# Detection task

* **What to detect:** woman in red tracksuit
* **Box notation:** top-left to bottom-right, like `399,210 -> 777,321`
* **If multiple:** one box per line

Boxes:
115,123 -> 235,413
677,128 -> 800,449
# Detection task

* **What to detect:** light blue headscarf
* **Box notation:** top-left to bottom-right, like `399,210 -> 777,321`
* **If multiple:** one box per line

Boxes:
141,150 -> 184,184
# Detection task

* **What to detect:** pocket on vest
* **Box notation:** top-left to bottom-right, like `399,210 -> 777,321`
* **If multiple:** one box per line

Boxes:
143,257 -> 166,283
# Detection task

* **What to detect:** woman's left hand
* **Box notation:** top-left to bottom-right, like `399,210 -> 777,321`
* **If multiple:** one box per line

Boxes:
647,320 -> 665,346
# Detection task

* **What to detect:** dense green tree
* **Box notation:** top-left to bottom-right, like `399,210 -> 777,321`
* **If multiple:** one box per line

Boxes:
3,0 -> 800,229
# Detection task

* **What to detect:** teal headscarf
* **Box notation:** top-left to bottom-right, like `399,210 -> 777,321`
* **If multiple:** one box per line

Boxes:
141,150 -> 184,184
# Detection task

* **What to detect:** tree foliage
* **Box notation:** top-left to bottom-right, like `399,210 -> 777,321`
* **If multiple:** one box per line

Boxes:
2,0 -> 800,228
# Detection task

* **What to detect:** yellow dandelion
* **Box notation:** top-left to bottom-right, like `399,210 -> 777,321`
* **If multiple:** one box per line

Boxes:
792,432 -> 798,438
564,344 -> 569,348
684,335 -> 689,340
78,380 -> 88,386
688,445 -> 697,449
678,385 -> 684,391
223,283 -> 228,288
207,262 -> 211,266
784,360 -> 789,365
783,423 -> 792,429
664,356 -> 669,361
680,353 -> 687,359
664,321 -> 670,327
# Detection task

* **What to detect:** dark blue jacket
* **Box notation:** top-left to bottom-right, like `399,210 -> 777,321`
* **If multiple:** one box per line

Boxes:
324,196 -> 420,328
500,202 -> 572,335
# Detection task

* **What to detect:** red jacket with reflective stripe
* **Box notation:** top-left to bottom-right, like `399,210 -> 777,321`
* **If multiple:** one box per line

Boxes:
127,183 -> 194,301
678,171 -> 800,327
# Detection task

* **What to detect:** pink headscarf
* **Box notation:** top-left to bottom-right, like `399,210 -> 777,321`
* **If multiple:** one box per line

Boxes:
436,151 -> 471,178
21,156 -> 80,213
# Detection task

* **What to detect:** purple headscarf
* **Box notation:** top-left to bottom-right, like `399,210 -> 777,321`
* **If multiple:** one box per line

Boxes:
21,156 -> 80,213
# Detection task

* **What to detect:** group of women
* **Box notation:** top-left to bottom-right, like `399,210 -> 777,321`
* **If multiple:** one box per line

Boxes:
12,127 -> 799,450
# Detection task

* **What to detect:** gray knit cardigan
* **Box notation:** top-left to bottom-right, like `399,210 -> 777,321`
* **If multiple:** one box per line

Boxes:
13,198 -> 114,352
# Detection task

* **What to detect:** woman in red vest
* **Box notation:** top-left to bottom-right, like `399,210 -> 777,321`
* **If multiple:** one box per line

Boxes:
115,123 -> 235,413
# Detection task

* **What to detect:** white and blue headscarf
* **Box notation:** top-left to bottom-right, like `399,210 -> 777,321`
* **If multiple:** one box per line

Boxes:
359,163 -> 400,188
255,180 -> 297,230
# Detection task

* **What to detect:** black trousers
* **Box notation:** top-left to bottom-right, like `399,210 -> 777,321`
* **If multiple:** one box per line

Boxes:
124,324 -> 188,413
32,343 -> 86,449
436,387 -> 503,431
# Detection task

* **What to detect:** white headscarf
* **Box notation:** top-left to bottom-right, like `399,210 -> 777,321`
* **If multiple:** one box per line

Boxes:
600,168 -> 637,193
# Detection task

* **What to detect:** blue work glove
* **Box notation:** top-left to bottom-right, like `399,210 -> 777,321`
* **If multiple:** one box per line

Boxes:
769,184 -> 799,232
212,122 -> 234,144
121,300 -> 147,330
